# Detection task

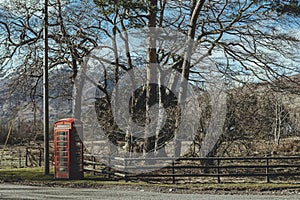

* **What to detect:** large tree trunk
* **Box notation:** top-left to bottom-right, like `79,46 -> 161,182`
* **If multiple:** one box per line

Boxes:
174,0 -> 207,157
144,0 -> 158,157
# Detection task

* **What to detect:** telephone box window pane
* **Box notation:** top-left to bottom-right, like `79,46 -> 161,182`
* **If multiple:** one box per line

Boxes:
58,161 -> 68,166
58,142 -> 67,146
75,135 -> 81,142
57,136 -> 67,141
58,161 -> 68,165
58,158 -> 68,162
58,167 -> 67,172
58,147 -> 67,151
57,131 -> 67,136
56,132 -> 67,141
58,152 -> 68,156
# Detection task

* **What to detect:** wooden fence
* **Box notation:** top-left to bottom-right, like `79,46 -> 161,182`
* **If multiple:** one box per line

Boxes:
0,146 -> 44,168
84,155 -> 300,184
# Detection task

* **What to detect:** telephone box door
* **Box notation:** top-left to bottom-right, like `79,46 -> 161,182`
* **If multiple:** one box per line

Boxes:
54,129 -> 70,179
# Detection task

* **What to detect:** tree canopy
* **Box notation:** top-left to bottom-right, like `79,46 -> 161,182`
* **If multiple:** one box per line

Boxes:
0,0 -> 300,156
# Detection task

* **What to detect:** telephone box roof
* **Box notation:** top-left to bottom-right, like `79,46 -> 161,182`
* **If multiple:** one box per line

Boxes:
55,118 -> 82,124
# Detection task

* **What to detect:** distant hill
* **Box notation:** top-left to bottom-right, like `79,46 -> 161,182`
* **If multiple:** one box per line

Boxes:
0,67 -> 73,123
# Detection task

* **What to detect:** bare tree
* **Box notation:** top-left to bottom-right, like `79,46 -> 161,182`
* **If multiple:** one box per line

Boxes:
0,0 -> 100,116
80,0 -> 300,156
1,0 -> 300,156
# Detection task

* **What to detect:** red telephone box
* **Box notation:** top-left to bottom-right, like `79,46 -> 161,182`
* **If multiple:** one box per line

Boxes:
54,118 -> 84,179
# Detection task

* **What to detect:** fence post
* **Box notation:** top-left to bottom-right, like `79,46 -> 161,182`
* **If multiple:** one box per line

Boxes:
124,158 -> 128,182
108,156 -> 111,179
25,148 -> 28,167
10,149 -> 13,168
172,159 -> 175,184
39,148 -> 42,167
266,156 -> 270,183
217,158 -> 221,184
18,147 -> 21,168
93,156 -> 96,176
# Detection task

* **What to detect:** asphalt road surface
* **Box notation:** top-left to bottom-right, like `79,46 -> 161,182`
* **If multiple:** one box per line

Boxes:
0,183 -> 299,200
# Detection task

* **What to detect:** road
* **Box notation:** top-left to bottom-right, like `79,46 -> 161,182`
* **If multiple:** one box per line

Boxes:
0,183 -> 299,200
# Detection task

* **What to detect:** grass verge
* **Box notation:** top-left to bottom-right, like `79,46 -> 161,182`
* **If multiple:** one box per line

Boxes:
0,168 -> 300,194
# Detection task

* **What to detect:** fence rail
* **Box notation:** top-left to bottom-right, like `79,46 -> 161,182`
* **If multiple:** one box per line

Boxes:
0,146 -> 44,168
2,147 -> 300,184
83,155 -> 300,184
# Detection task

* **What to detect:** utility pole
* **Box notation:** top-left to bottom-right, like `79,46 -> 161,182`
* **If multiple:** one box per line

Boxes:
43,0 -> 50,176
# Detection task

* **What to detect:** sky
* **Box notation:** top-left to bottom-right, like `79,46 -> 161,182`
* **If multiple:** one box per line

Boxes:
0,0 -> 300,85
